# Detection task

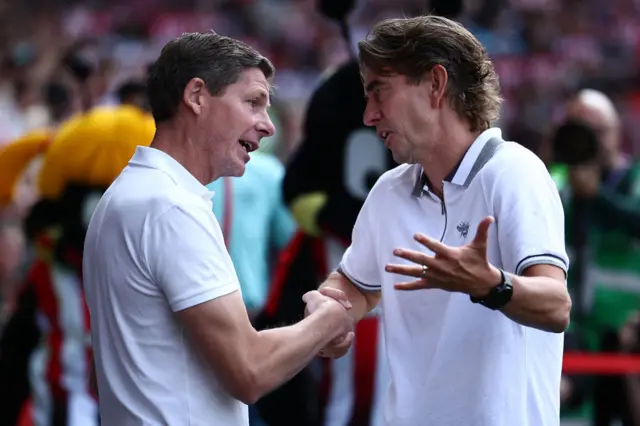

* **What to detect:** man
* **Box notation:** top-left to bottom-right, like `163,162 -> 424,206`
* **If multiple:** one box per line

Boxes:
306,16 -> 571,426
548,90 -> 640,425
83,32 -> 354,426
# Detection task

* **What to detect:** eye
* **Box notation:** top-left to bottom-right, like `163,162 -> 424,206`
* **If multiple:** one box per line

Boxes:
344,128 -> 387,201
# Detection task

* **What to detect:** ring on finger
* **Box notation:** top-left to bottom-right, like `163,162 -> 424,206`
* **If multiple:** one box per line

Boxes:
421,264 -> 428,278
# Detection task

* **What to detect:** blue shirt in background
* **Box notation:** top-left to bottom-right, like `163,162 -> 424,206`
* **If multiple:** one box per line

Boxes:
206,152 -> 296,310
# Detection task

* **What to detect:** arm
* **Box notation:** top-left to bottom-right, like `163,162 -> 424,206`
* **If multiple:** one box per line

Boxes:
492,152 -> 571,333
307,180 -> 383,357
319,271 -> 381,324
147,202 -> 352,405
179,289 -> 352,404
499,264 -> 571,333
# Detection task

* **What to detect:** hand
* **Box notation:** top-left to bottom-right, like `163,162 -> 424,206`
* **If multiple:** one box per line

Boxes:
385,216 -> 501,298
303,287 -> 355,358
619,312 -> 640,353
569,163 -> 600,199
560,376 -> 573,405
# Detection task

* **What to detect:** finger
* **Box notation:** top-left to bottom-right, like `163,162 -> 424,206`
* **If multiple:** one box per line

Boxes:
471,216 -> 494,247
318,287 -> 352,309
413,233 -> 451,255
319,332 -> 355,357
392,248 -> 435,267
385,263 -> 426,278
302,290 -> 322,313
394,279 -> 432,291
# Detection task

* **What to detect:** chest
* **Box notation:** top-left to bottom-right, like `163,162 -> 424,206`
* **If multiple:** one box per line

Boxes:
375,184 -> 503,313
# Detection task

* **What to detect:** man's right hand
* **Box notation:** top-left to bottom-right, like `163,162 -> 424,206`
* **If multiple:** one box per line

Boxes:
303,287 -> 355,358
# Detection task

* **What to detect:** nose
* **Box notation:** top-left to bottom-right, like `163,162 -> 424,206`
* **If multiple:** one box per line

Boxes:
257,113 -> 276,138
363,101 -> 381,127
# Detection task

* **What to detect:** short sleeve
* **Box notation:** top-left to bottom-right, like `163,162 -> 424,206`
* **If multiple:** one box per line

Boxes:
144,202 -> 239,312
491,151 -> 569,276
337,189 -> 381,292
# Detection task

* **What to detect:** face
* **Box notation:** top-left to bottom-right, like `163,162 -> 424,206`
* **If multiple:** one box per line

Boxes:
565,99 -> 619,166
362,67 -> 444,164
185,68 -> 275,180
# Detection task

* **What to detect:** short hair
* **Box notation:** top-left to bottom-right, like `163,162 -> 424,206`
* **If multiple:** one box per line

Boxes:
116,80 -> 146,104
358,15 -> 502,132
147,32 -> 275,123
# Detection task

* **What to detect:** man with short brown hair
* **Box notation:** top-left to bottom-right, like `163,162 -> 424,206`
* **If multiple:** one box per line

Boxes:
84,32 -> 354,426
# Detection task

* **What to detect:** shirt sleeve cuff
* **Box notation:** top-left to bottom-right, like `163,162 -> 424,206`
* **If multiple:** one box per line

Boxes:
515,254 -> 568,277
337,264 -> 381,292
171,282 -> 239,312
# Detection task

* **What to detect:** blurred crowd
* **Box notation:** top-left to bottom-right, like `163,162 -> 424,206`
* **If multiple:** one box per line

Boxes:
3,0 -> 640,425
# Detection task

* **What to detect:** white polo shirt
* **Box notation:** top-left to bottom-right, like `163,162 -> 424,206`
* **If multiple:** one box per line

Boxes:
339,128 -> 568,426
83,146 -> 248,426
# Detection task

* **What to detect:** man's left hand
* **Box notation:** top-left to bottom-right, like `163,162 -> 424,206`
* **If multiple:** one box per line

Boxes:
385,216 -> 500,298
569,163 -> 600,199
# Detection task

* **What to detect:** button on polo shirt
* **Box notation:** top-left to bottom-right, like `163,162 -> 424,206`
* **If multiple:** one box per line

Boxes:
83,146 -> 248,425
339,128 -> 569,426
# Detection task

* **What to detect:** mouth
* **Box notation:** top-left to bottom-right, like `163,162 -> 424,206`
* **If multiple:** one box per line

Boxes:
238,140 -> 258,153
378,130 -> 391,141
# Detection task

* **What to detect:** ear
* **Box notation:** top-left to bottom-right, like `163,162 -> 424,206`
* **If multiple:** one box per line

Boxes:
429,64 -> 448,108
183,77 -> 207,116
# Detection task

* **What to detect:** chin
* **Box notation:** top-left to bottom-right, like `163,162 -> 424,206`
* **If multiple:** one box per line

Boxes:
228,163 -> 246,177
391,152 -> 410,165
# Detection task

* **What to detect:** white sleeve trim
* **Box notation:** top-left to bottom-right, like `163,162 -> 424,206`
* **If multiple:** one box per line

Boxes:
171,282 -> 238,312
515,254 -> 568,277
337,264 -> 381,292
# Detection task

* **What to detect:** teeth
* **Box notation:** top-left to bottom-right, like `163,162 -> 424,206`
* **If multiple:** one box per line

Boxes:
381,131 -> 389,139
239,140 -> 250,151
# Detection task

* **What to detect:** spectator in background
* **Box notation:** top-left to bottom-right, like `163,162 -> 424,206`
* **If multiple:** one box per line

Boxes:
116,79 -> 150,112
547,89 -> 640,425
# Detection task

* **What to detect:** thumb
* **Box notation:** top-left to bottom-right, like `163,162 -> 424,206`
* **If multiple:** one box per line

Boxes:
302,290 -> 323,313
471,216 -> 494,248
318,286 -> 352,309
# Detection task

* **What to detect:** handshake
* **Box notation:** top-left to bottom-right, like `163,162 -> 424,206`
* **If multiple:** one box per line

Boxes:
302,287 -> 356,359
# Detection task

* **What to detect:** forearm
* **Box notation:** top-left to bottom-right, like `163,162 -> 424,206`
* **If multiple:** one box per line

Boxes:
249,307 -> 343,400
319,272 -> 377,323
501,273 -> 571,333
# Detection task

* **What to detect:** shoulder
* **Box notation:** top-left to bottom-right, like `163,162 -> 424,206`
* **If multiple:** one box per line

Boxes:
482,141 -> 550,184
109,169 -> 214,230
368,163 -> 418,200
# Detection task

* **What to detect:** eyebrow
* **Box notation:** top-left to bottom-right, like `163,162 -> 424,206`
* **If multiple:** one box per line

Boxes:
364,80 -> 383,99
254,90 -> 271,107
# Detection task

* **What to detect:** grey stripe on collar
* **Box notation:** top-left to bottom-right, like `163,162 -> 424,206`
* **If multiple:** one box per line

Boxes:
411,136 -> 504,196
462,137 -> 504,188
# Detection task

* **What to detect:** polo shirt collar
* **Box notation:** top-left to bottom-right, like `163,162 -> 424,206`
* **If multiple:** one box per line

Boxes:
129,146 -> 215,199
412,127 -> 503,196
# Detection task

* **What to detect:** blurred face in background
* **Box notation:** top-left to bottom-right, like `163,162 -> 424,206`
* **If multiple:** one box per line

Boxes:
564,93 -> 621,169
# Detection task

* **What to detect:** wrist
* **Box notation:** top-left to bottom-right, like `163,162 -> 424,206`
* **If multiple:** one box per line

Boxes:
470,266 -> 502,299
316,301 -> 349,336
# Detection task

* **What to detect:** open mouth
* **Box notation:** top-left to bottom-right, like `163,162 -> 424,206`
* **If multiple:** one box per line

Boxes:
238,140 -> 254,152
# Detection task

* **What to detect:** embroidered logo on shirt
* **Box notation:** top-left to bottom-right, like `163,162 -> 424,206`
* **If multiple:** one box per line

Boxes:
457,221 -> 469,239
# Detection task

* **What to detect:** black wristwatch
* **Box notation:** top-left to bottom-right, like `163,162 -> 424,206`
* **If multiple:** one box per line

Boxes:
470,269 -> 513,310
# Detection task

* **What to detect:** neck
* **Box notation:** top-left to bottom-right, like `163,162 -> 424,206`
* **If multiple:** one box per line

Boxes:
418,118 -> 481,195
150,119 -> 214,185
